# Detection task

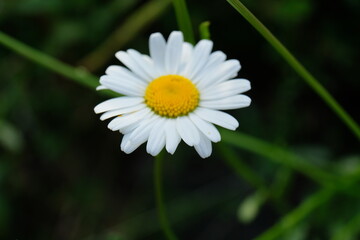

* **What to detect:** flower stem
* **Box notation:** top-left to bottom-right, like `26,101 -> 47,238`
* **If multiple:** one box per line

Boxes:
79,0 -> 171,72
227,0 -> 360,141
172,0 -> 195,44
154,152 -> 178,240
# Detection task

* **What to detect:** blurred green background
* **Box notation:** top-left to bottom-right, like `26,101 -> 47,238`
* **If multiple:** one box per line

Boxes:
0,0 -> 360,239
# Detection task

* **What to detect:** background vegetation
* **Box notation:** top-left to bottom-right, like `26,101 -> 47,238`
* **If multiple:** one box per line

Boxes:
0,0 -> 359,239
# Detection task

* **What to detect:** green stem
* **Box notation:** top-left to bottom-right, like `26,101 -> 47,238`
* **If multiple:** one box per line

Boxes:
254,188 -> 334,240
217,143 -> 266,190
227,0 -> 360,141
0,31 -> 98,90
80,0 -> 171,72
154,153 -> 178,240
172,0 -> 195,44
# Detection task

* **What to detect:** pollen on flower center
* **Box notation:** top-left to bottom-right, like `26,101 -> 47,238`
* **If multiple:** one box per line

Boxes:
144,75 -> 200,118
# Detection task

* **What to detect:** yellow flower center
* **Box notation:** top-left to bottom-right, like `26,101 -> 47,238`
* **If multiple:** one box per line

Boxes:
144,75 -> 200,118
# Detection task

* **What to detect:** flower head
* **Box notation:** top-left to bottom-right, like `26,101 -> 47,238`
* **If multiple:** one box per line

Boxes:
94,31 -> 251,158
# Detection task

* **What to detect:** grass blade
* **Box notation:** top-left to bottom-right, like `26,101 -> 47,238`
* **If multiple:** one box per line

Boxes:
220,129 -> 336,186
254,189 -> 334,240
172,0 -> 195,44
227,0 -> 360,141
80,0 -> 171,72
0,31 -> 98,89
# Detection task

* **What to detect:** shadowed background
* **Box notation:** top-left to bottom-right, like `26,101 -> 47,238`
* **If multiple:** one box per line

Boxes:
0,0 -> 359,239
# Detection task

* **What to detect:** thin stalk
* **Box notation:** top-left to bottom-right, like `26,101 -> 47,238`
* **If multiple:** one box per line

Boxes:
0,31 -> 98,90
227,0 -> 360,140
80,0 -> 171,72
220,129 -> 337,187
154,153 -> 178,240
217,143 -> 266,190
254,188 -> 334,240
172,0 -> 195,44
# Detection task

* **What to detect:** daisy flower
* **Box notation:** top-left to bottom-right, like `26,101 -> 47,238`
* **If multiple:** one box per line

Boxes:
94,31 -> 251,158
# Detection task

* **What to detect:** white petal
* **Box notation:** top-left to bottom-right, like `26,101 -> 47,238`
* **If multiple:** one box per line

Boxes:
127,115 -> 158,142
197,59 -> 241,90
200,95 -> 251,110
100,103 -> 147,121
121,133 -> 131,151
127,49 -> 158,79
105,65 -> 146,84
189,113 -> 221,142
96,85 -> 107,91
100,75 -> 146,96
107,108 -> 151,131
178,42 -> 194,73
119,121 -> 140,134
176,116 -> 200,146
194,132 -> 212,158
121,132 -> 148,154
201,79 -> 251,100
122,115 -> 159,153
142,54 -> 153,63
146,118 -> 166,156
149,32 -> 166,73
181,42 -> 193,63
115,51 -> 152,82
94,97 -> 143,114
165,31 -> 183,74
204,51 -> 227,69
193,51 -> 226,84
119,102 -> 155,136
183,39 -> 213,79
164,119 -> 181,154
194,107 -> 239,130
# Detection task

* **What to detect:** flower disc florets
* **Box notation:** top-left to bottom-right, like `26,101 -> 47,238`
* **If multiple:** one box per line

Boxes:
145,75 -> 199,118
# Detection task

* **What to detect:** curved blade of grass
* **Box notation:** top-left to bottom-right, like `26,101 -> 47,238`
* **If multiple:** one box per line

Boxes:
172,0 -> 195,44
0,31 -> 98,89
220,129 -> 337,187
227,0 -> 360,141
217,143 -> 267,190
254,188 -> 334,240
80,0 -> 171,72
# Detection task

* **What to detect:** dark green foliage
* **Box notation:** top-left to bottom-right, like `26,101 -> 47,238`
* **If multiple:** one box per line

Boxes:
0,0 -> 359,239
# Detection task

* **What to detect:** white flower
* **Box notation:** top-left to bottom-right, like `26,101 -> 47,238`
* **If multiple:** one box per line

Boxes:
94,31 -> 251,158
